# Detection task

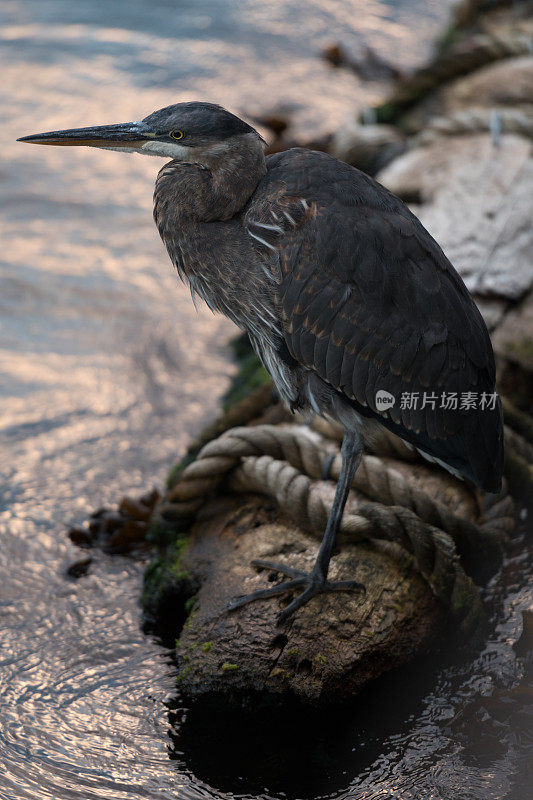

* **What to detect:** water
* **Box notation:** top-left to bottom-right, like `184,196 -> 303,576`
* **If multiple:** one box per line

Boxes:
0,1 -> 531,798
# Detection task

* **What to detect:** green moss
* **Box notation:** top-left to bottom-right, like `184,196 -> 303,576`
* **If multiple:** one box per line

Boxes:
449,571 -> 486,646
221,662 -> 239,673
371,101 -> 398,125
141,536 -> 198,632
184,595 -> 198,615
270,667 -> 289,680
146,516 -> 183,548
434,22 -> 462,54
176,664 -> 193,687
286,647 -> 299,660
143,535 -> 187,584
450,569 -> 482,623
314,654 -> 327,667
166,453 -> 196,490
202,641 -> 213,653
183,609 -> 198,631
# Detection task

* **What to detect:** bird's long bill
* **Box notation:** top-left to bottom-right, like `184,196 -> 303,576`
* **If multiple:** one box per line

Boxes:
17,122 -> 153,148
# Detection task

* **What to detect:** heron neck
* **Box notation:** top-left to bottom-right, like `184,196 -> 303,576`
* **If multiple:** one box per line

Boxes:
154,134 -> 266,225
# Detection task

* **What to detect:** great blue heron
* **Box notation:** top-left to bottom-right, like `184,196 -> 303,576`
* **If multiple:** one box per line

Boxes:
19,101 -> 504,624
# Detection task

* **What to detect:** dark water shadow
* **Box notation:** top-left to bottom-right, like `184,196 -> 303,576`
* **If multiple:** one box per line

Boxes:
166,648 -> 461,799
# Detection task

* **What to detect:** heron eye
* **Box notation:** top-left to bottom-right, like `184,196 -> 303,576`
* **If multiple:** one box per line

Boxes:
170,130 -> 184,140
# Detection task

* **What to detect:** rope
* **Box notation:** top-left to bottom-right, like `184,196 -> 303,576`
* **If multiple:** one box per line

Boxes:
226,454 -> 460,606
160,424 -> 513,587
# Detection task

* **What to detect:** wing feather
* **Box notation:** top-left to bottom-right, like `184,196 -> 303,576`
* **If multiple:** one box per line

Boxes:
244,149 -> 503,491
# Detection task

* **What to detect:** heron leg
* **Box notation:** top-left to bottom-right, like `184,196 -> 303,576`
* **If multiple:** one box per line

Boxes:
312,428 -> 364,582
228,429 -> 365,625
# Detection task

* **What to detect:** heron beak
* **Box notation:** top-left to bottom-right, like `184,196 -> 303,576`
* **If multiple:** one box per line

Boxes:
17,121 -> 155,148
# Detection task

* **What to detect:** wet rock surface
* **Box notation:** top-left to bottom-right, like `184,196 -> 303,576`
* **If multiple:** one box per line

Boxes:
172,495 -> 448,706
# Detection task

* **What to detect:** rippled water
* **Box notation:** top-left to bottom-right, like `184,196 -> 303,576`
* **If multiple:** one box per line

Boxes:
1,1 -> 531,798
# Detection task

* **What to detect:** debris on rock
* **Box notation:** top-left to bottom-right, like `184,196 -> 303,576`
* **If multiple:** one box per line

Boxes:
68,487 -> 160,555
67,557 -> 92,579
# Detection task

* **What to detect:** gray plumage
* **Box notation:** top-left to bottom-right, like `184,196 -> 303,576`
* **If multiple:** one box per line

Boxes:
19,101 -> 504,622
148,103 -> 503,492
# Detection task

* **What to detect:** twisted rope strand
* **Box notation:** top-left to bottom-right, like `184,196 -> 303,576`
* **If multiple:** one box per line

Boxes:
157,422 -> 515,621
227,455 -> 459,606
164,425 -> 511,568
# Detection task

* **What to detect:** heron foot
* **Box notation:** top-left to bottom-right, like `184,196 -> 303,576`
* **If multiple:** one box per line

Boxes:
227,558 -> 365,625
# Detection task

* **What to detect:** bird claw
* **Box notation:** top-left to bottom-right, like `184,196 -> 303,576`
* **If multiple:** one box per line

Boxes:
228,559 -> 365,625
251,558 -> 307,579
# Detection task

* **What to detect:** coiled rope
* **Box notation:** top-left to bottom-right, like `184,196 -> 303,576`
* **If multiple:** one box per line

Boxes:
159,423 -> 514,613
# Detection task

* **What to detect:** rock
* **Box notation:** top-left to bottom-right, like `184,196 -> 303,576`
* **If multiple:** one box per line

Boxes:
493,290 -> 533,373
414,108 -> 533,146
473,297 -> 509,331
104,518 -> 148,552
67,557 -> 92,578
70,489 -> 161,555
252,113 -> 289,137
403,55 -> 533,133
331,120 -> 405,174
68,525 -> 93,548
439,55 -> 533,112
169,489 -> 480,707
119,495 -> 153,522
322,42 -> 345,68
513,608 -> 533,657
377,133 -> 533,301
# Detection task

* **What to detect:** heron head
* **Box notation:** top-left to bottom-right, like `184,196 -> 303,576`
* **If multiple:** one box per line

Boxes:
17,101 -> 264,163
